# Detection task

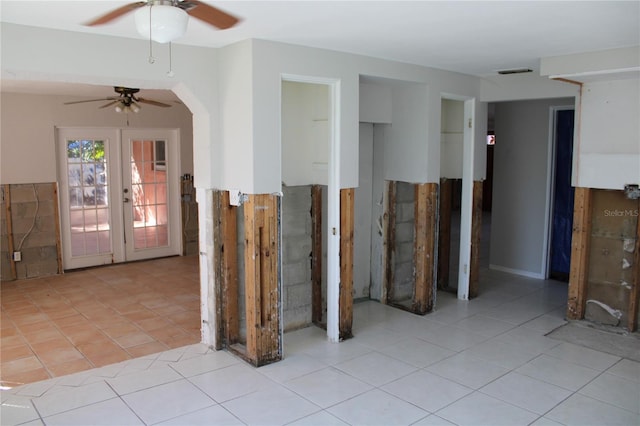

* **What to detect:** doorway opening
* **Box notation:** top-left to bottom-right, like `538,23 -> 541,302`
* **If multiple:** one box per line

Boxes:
56,128 -> 182,270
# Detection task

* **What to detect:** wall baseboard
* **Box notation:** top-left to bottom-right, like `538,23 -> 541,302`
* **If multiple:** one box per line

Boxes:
489,264 -> 545,280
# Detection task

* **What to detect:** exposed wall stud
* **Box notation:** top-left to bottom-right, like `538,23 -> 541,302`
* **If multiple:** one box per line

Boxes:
469,180 -> 483,298
311,185 -> 323,325
382,181 -> 397,304
4,184 -> 17,280
221,191 -> 240,346
243,194 -> 281,366
567,187 -> 592,319
438,178 -> 452,290
412,183 -> 437,314
339,188 -> 355,340
52,183 -> 63,275
628,206 -> 640,331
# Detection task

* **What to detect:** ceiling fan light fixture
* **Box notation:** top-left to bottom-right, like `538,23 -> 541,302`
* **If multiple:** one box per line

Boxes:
134,4 -> 188,44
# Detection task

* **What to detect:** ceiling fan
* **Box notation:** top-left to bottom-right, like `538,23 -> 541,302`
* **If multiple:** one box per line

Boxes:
85,0 -> 240,43
64,86 -> 172,113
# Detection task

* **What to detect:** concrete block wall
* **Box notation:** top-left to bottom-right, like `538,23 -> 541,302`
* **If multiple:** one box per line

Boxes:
282,185 -> 313,331
585,189 -> 639,327
1,183 -> 60,281
393,181 -> 415,302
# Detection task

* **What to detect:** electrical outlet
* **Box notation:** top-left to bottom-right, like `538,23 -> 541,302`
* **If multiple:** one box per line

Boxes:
12,251 -> 21,262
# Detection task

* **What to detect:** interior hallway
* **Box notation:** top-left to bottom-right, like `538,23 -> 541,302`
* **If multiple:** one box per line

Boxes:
1,256 -> 200,387
2,265 -> 639,425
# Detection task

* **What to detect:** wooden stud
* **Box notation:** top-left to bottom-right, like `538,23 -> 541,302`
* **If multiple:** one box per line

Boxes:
212,191 -> 225,350
628,203 -> 640,331
243,194 -> 281,366
311,185 -> 323,325
4,184 -> 17,280
382,181 -> 397,304
339,188 -> 355,340
52,183 -> 64,275
221,191 -> 240,345
567,187 -> 592,320
438,178 -> 452,290
412,183 -> 437,314
469,180 -> 483,299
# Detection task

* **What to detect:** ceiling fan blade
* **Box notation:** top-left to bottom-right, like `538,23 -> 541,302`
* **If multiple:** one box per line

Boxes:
85,1 -> 146,26
64,98 -> 115,105
183,0 -> 240,30
99,101 -> 119,109
137,98 -> 172,107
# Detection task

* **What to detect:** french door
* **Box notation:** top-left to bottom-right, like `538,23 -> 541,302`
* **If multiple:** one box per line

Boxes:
57,128 -> 181,270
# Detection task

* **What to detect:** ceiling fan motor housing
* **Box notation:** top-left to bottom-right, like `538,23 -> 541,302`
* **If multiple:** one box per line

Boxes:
135,2 -> 189,43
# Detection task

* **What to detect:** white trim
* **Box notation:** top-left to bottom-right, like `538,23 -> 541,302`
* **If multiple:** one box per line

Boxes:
489,264 -> 545,280
457,98 -> 476,300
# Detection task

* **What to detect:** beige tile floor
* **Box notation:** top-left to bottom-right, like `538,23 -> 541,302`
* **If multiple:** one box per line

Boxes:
0,256 -> 200,388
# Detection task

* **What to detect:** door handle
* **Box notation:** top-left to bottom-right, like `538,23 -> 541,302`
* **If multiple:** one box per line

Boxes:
123,197 -> 130,203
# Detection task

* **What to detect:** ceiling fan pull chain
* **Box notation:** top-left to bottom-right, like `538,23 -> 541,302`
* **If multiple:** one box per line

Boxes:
167,42 -> 175,77
148,4 -> 155,64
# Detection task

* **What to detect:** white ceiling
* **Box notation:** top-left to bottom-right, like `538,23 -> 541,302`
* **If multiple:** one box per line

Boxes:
1,0 -> 639,97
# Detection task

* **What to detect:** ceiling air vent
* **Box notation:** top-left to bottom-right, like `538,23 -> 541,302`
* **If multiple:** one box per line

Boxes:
497,68 -> 533,75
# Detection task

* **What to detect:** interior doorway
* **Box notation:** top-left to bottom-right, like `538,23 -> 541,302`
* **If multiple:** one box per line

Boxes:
57,127 -> 181,270
547,108 -> 575,280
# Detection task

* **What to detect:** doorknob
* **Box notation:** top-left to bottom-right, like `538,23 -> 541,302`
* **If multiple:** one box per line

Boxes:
123,197 -> 130,203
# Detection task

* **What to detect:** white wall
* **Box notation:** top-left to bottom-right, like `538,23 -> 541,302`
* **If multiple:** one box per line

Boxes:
384,83 -> 430,183
359,82 -> 392,124
0,92 -> 193,184
1,23 -> 217,189
440,99 -> 464,179
281,81 -> 329,186
576,78 -> 640,189
354,123 -> 374,299
480,73 -> 579,103
490,98 -> 574,277
539,47 -> 639,189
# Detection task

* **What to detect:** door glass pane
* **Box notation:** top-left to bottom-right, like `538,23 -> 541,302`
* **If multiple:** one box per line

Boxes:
129,139 -> 169,250
66,139 -> 112,257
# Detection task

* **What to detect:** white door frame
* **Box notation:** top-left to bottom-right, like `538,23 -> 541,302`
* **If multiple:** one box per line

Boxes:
56,127 -> 125,269
281,73 -> 341,342
440,95 -> 477,300
121,128 -> 182,261
57,127 -> 182,269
